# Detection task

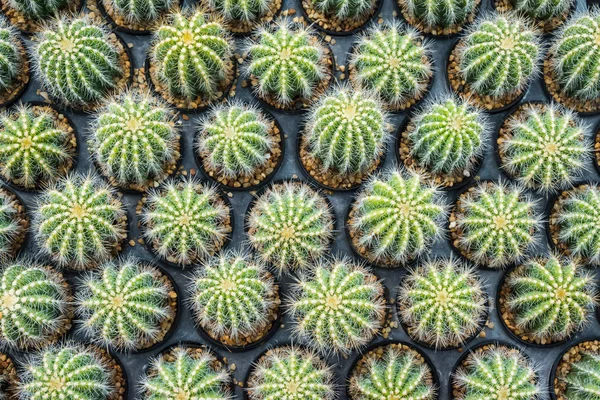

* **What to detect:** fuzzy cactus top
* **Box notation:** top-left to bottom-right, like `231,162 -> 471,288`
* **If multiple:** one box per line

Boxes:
0,19 -> 23,94
565,350 -> 600,400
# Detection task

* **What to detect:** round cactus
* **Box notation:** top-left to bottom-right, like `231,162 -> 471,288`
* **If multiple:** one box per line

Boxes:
499,103 -> 588,193
398,0 -> 478,34
348,168 -> 445,266
247,346 -> 334,400
564,349 -> 600,400
247,181 -> 333,272
90,90 -> 180,191
0,262 -> 72,349
288,257 -> 386,354
76,258 -> 176,351
350,23 -> 432,110
511,0 -> 572,28
398,258 -> 487,348
0,188 -> 27,259
141,178 -> 231,266
104,0 -> 174,22
452,182 -> 540,269
34,173 -> 127,270
190,251 -> 279,347
0,18 -> 25,97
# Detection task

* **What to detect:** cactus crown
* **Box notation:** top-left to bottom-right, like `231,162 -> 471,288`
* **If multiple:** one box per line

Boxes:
398,258 -> 487,348
310,0 -> 373,19
0,190 -> 24,259
34,173 -> 126,269
351,23 -> 431,109
512,0 -> 572,22
288,257 -> 385,354
305,86 -> 388,175
401,0 -> 478,29
248,346 -> 334,400
0,19 -> 22,93
565,350 -> 600,400
90,90 -> 179,189
209,0 -> 271,22
459,14 -> 540,98
108,0 -> 174,22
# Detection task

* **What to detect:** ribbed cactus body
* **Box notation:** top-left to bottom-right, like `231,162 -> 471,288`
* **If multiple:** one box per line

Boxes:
209,0 -> 271,22
0,20 -> 22,94
565,351 -> 600,400
512,0 -> 571,22
400,0 -> 478,31
0,189 -> 26,259
5,0 -> 69,19
108,0 -> 174,21
310,0 -> 373,19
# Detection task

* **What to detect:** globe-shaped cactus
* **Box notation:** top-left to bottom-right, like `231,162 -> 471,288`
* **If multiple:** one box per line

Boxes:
104,0 -> 174,23
398,258 -> 487,348
511,0 -> 572,30
0,19 -> 26,99
0,188 -> 27,259
247,181 -> 333,272
564,349 -> 600,400
348,168 -> 445,266
0,262 -> 72,349
90,90 -> 180,191
288,257 -> 386,354
398,0 -> 478,34
33,173 -> 127,270
76,258 -> 176,351
247,346 -> 334,400
190,251 -> 279,347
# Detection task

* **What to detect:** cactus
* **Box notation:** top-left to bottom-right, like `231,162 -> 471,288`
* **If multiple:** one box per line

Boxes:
152,10 -> 233,102
143,347 -> 231,399
506,255 -> 596,342
398,258 -> 487,348
208,0 -> 272,23
399,0 -> 478,31
288,257 -> 386,354
34,173 -> 126,270
349,168 -> 445,266
453,346 -> 540,400
247,181 -> 333,272
32,16 -> 123,108
511,0 -> 572,23
0,19 -> 23,94
0,262 -> 71,349
350,23 -> 432,109
76,258 -> 175,351
454,182 -> 540,269
106,0 -> 174,22
90,90 -> 179,190
247,346 -> 334,400
0,105 -> 75,189
4,0 -> 70,19
310,0 -> 373,19
0,189 -> 26,259
564,351 -> 600,400
141,178 -> 230,266
500,104 -> 588,192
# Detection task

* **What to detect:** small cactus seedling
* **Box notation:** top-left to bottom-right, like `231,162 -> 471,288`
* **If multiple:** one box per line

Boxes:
77,258 -> 176,351
398,259 -> 487,348
452,182 -> 540,269
0,188 -> 27,259
247,181 -> 333,272
350,23 -> 432,110
191,251 -> 279,347
511,0 -> 572,29
90,90 -> 180,191
141,178 -> 231,266
564,350 -> 600,400
247,346 -> 334,400
0,19 -> 25,99
104,0 -> 174,22
0,104 -> 75,189
504,255 -> 596,343
349,168 -> 445,266
398,0 -> 478,34
34,173 -> 127,270
288,257 -> 386,354
499,104 -> 588,193
0,262 -> 72,349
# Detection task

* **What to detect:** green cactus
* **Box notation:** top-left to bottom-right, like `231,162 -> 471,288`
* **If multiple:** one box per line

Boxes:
500,104 -> 588,192
310,0 -> 373,19
3,0 -> 71,19
399,0 -> 478,32
105,0 -> 174,22
208,0 -> 272,23
511,0 -> 572,24
90,90 -> 179,190
350,23 -> 432,109
32,16 -> 124,108
288,257 -> 386,354
0,188 -> 26,259
398,258 -> 487,348
141,178 -> 231,266
0,262 -> 71,349
349,168 -> 445,266
34,173 -> 127,270
0,19 -> 23,94
565,350 -> 600,400
247,346 -> 334,400
247,181 -> 333,272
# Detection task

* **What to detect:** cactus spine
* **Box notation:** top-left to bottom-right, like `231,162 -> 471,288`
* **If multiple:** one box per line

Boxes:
565,351 -> 600,400
0,19 -> 23,94
512,0 -> 572,24
310,0 -> 373,19
399,0 -> 478,32
107,0 -> 174,22
0,189 -> 26,259
209,0 -> 272,23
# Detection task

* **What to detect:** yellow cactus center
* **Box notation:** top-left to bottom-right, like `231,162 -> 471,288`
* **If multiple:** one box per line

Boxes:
544,142 -> 558,154
280,48 -> 292,60
556,287 -> 568,300
497,386 -> 510,400
1,292 -> 18,310
178,214 -> 192,226
112,295 -> 125,309
499,37 -> 516,50
21,137 -> 33,150
48,376 -> 65,392
281,226 -> 295,239
437,290 -> 449,305
182,30 -> 194,45
388,57 -> 400,68
175,390 -> 191,400
325,295 -> 341,310
493,215 -> 507,229
72,204 -> 87,219
59,38 -> 75,52
397,203 -> 411,216
224,126 -> 237,138
220,280 -> 235,291
450,116 -> 465,132
595,34 -> 600,46
343,104 -> 358,120
126,117 -> 142,133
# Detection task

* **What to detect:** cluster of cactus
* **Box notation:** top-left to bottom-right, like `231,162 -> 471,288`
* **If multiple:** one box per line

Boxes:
197,102 -> 272,179
564,350 -> 600,399
305,86 -> 388,175
288,258 -> 385,354
152,10 -> 233,101
310,0 -> 373,19
400,0 -> 478,30
143,347 -> 231,399
248,346 -> 334,400
247,182 -> 333,272
458,15 -> 540,99
0,262 -> 71,349
34,173 -> 126,270
0,189 -> 25,259
500,105 -> 588,192
32,16 -> 123,108
107,0 -> 174,22
142,178 -> 230,266
90,90 -> 179,189
398,259 -> 487,348
512,0 -> 572,23
506,255 -> 596,342
350,168 -> 445,265
77,258 -> 175,350
455,182 -> 540,269
351,23 -> 431,109
0,19 -> 22,94
245,20 -> 326,106
208,0 -> 272,22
